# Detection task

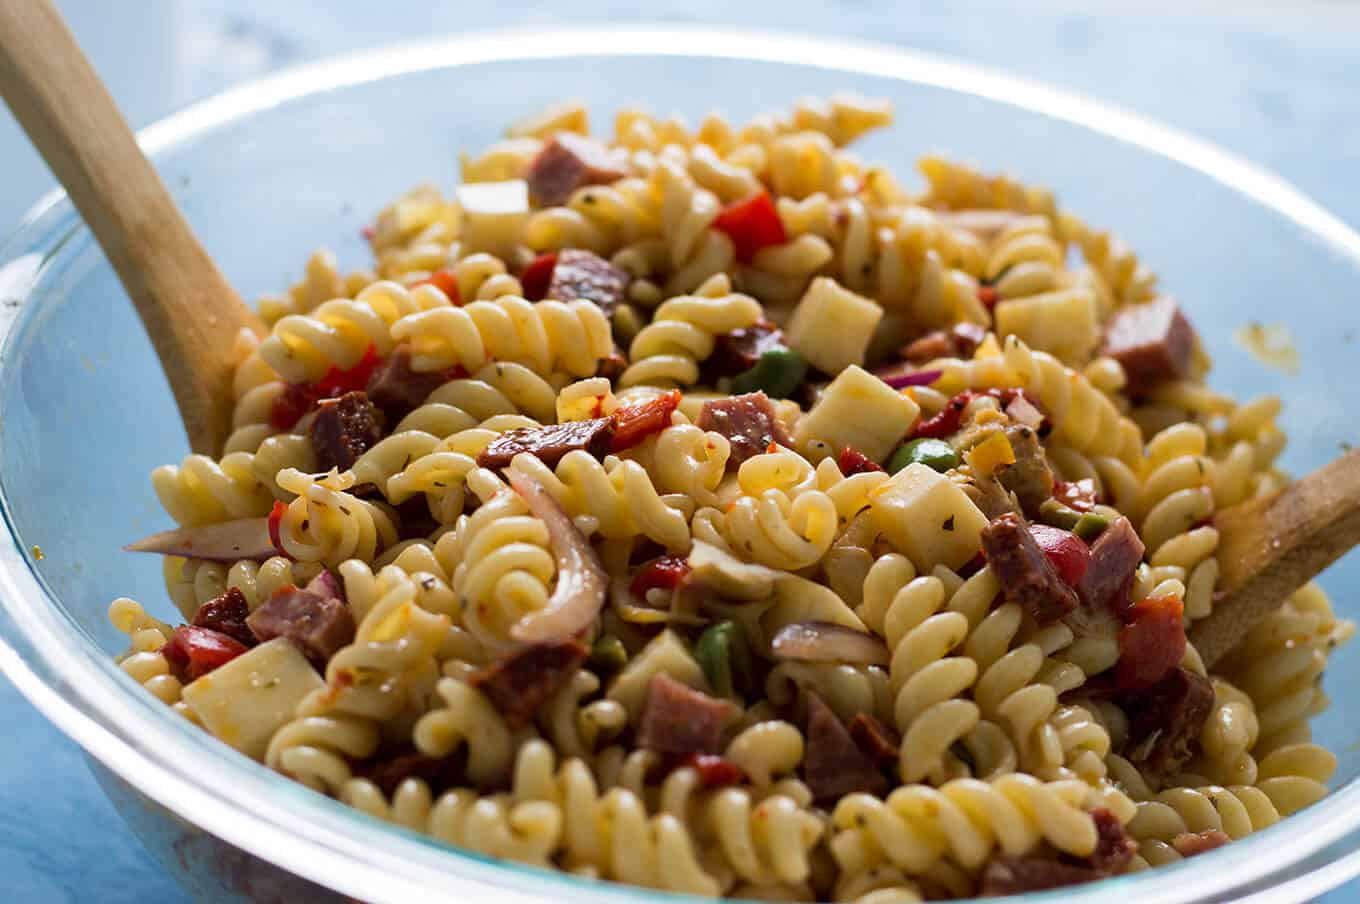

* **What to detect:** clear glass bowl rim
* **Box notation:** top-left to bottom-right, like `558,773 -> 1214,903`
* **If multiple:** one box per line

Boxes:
3,24 -> 1360,904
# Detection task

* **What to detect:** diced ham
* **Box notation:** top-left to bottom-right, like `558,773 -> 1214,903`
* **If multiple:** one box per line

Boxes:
1123,667 -> 1214,774
636,674 -> 739,756
309,391 -> 383,471
979,857 -> 1102,896
1102,297 -> 1197,394
476,418 -> 615,470
545,248 -> 630,316
1172,830 -> 1230,858
704,320 -> 785,381
980,513 -> 1079,624
364,345 -> 449,422
901,322 -> 987,365
996,424 -> 1054,516
1087,808 -> 1136,874
1077,517 -> 1145,618
695,391 -> 793,466
848,713 -> 900,770
525,133 -> 627,207
191,587 -> 256,649
803,693 -> 888,802
245,586 -> 356,665
304,569 -> 344,603
467,640 -> 588,728
160,625 -> 250,683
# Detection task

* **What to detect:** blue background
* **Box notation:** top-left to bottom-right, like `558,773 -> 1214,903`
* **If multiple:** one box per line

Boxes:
2,1 -> 1359,900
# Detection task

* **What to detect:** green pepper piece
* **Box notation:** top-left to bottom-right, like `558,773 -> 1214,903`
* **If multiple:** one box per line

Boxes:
887,437 -> 959,474
695,620 -> 754,699
730,347 -> 808,399
1038,498 -> 1082,531
1073,512 -> 1112,541
588,634 -> 628,675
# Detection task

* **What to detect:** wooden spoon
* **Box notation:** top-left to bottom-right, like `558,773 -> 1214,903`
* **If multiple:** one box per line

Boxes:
0,0 -> 265,456
1190,448 -> 1360,667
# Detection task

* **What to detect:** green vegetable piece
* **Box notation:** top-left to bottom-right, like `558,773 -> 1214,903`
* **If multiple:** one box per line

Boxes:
1038,498 -> 1082,531
1073,512 -> 1112,541
695,620 -> 754,700
888,437 -> 959,474
730,347 -> 808,399
588,634 -> 628,675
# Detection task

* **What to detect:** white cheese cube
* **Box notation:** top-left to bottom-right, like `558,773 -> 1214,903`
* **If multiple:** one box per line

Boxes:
994,288 -> 1099,365
607,629 -> 708,720
785,277 -> 884,375
181,638 -> 323,761
870,463 -> 989,570
456,179 -> 529,260
794,365 -> 920,463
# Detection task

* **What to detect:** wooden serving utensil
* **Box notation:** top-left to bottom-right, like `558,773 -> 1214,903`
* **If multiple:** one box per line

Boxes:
1190,448 -> 1360,667
0,0 -> 264,456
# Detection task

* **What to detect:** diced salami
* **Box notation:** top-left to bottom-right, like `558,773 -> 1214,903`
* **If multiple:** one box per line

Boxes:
901,322 -> 988,364
848,713 -> 900,769
1123,667 -> 1214,774
245,586 -> 356,665
1087,808 -> 1136,874
704,320 -> 785,381
979,857 -> 1102,896
476,418 -> 615,470
996,424 -> 1054,516
467,640 -> 588,728
1102,297 -> 1197,393
525,133 -> 627,207
309,390 -> 383,471
1077,517 -> 1145,618
191,587 -> 256,649
695,391 -> 793,466
545,248 -> 630,316
1172,830 -> 1230,858
636,674 -> 739,756
803,693 -> 888,802
980,513 -> 1079,624
364,345 -> 449,422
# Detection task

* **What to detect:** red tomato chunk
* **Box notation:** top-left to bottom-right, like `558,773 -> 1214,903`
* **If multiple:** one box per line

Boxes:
713,191 -> 787,263
161,625 -> 249,682
1117,594 -> 1186,690
520,252 -> 558,301
1027,523 -> 1091,587
415,269 -> 461,304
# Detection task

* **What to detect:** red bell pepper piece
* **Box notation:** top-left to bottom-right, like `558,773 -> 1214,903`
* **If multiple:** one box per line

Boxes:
267,501 -> 289,557
520,252 -> 558,301
416,269 -> 461,305
837,446 -> 885,476
681,753 -> 746,788
630,554 -> 692,599
161,625 -> 249,682
713,191 -> 787,263
610,390 -> 682,452
1027,523 -> 1091,587
1117,594 -> 1186,689
977,285 -> 999,309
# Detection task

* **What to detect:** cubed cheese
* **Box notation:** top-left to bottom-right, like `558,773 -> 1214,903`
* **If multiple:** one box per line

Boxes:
456,179 -> 529,260
794,365 -> 920,463
994,288 -> 1099,365
785,277 -> 884,374
607,629 -> 708,720
181,638 -> 323,761
870,463 -> 988,570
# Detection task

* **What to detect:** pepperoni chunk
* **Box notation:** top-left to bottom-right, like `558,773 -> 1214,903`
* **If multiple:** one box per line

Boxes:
476,419 -> 616,470
545,249 -> 630,316
467,640 -> 588,728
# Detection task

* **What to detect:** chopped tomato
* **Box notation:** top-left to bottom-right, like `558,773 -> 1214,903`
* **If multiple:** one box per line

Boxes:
1117,594 -> 1186,689
161,625 -> 249,682
1027,523 -> 1090,587
977,285 -> 999,309
682,753 -> 746,788
610,390 -> 682,452
316,344 -> 384,397
837,446 -> 885,476
1054,478 -> 1100,512
908,390 -> 975,440
416,269 -> 461,304
630,554 -> 692,599
713,191 -> 787,263
520,252 -> 558,301
267,501 -> 289,557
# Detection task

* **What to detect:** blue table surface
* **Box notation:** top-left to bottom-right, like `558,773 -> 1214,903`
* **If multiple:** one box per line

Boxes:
4,1 -> 1360,900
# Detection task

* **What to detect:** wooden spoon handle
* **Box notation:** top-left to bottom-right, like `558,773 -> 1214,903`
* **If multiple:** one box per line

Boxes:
0,0 -> 264,455
1190,448 -> 1360,667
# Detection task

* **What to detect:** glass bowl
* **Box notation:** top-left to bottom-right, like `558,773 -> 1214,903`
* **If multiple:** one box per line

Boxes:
1,26 -> 1359,904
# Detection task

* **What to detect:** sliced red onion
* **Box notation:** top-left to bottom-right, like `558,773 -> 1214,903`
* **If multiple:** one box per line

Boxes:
770,621 -> 890,666
881,368 -> 943,390
508,469 -> 608,644
125,517 -> 276,562
304,568 -> 344,602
